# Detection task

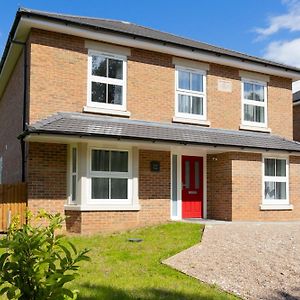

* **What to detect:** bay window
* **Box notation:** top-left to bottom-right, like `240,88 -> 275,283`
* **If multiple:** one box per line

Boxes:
175,67 -> 206,120
263,157 -> 289,205
242,79 -> 267,127
89,149 -> 131,203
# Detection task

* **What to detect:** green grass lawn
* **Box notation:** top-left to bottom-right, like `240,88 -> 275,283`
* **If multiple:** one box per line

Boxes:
66,222 -> 238,300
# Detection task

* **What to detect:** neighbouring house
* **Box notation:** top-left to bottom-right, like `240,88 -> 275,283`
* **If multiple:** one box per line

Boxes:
1,8 -> 300,234
293,90 -> 300,141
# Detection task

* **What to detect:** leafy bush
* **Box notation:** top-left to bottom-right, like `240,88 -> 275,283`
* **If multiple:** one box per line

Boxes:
0,211 -> 90,300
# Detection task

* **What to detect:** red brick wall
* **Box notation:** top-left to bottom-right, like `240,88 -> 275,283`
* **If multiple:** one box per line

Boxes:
207,153 -> 233,220
28,29 -> 293,139
65,149 -> 171,234
293,104 -> 300,141
0,54 -> 24,183
27,142 -> 67,217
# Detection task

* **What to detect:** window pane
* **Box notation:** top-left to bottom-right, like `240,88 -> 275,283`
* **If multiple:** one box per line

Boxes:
72,148 -> 77,173
178,71 -> 190,90
265,159 -> 275,176
92,82 -> 106,103
111,178 -> 128,199
91,178 -> 109,199
108,85 -> 122,105
111,151 -> 128,172
265,181 -> 275,199
254,84 -> 264,102
191,97 -> 203,115
92,150 -> 109,171
191,73 -> 203,92
185,160 -> 190,189
108,59 -> 123,79
244,104 -> 265,123
276,159 -> 286,177
72,175 -> 76,201
276,182 -> 286,199
244,82 -> 254,100
195,161 -> 200,189
92,55 -> 106,77
178,94 -> 190,113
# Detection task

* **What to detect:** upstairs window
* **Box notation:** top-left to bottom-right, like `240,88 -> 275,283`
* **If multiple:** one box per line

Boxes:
88,50 -> 127,110
175,67 -> 207,120
242,79 -> 267,127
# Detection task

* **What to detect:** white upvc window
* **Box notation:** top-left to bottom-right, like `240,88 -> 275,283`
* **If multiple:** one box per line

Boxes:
242,78 -> 267,128
89,148 -> 132,204
69,146 -> 78,204
87,50 -> 127,111
263,157 -> 289,205
175,67 -> 207,120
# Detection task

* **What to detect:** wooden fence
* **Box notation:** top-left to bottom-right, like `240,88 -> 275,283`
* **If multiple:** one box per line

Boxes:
0,183 -> 27,231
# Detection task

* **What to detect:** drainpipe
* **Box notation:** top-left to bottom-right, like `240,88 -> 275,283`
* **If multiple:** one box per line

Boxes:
11,39 -> 27,182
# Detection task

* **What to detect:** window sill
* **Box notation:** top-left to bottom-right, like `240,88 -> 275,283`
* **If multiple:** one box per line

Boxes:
172,116 -> 211,127
83,106 -> 131,117
260,204 -> 293,211
239,125 -> 271,133
64,204 -> 141,211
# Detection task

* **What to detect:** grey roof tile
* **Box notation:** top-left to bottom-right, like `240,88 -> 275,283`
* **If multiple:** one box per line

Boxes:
24,112 -> 300,153
17,8 -> 300,73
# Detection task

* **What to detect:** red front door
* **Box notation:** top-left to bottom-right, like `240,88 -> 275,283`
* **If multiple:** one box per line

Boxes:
182,156 -> 203,218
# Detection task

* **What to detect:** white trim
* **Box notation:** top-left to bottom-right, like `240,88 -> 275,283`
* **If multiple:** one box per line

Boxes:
175,66 -> 207,121
260,204 -> 293,210
83,106 -> 131,117
24,133 -> 300,156
239,70 -> 270,83
172,57 -> 210,71
2,16 -> 300,99
241,78 -> 268,129
64,204 -> 141,211
172,116 -> 211,126
262,156 -> 289,206
87,147 -> 132,205
87,49 -> 127,111
84,40 -> 131,56
171,147 -> 207,220
239,125 -> 271,133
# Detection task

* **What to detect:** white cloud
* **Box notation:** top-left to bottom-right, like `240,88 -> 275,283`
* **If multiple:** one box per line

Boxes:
264,38 -> 300,67
256,0 -> 300,37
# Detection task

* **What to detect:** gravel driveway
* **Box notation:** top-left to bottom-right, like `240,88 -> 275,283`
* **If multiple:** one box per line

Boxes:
164,222 -> 300,300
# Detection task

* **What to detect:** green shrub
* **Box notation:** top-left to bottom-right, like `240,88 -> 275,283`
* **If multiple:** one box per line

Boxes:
0,211 -> 90,300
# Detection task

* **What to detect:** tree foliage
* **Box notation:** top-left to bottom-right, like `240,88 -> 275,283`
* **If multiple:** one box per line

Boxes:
0,211 -> 90,300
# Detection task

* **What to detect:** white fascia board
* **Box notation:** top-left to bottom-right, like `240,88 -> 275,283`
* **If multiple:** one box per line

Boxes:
16,17 -> 300,80
23,133 -> 300,156
2,15 -> 300,99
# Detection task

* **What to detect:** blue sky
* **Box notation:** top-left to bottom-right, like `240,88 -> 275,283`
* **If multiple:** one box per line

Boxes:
1,0 -> 300,88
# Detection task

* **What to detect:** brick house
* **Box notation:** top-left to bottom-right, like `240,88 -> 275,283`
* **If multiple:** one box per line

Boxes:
1,8 -> 300,234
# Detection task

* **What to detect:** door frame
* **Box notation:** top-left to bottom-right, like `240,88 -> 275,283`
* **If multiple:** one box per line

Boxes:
170,147 -> 207,220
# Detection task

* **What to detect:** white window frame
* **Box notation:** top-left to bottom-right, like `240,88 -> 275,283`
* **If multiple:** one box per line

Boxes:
241,78 -> 268,128
88,147 -> 132,205
175,66 -> 207,121
69,145 -> 78,204
87,49 -> 127,111
262,156 -> 289,206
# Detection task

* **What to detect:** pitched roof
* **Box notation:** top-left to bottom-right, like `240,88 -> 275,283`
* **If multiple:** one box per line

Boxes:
22,112 -> 300,153
2,7 -> 300,76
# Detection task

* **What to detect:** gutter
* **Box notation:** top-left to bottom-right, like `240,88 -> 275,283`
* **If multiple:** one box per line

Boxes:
18,129 -> 300,154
